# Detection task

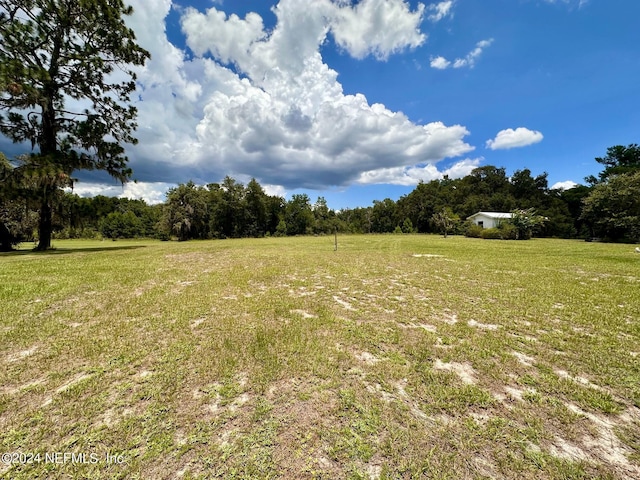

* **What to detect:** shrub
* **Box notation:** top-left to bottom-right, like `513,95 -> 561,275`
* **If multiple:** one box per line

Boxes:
465,223 -> 483,238
401,218 -> 415,234
481,228 -> 503,239
498,222 -> 518,240
274,219 -> 287,237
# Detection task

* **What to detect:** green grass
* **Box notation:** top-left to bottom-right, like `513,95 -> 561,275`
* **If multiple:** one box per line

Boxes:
1,235 -> 639,479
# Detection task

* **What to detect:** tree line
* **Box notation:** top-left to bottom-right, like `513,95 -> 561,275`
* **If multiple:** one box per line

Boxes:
2,144 -> 638,249
2,3 -> 638,251
2,3 -> 638,250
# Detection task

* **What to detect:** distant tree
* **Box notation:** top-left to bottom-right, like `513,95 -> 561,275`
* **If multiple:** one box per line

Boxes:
99,210 -> 142,239
580,171 -> 640,242
313,196 -> 335,234
401,217 -> 415,234
218,176 -> 246,238
431,208 -> 458,238
585,144 -> 640,185
245,178 -> 268,237
397,180 -> 444,233
371,198 -> 398,233
285,194 -> 314,235
0,185 -> 36,250
509,208 -> 547,240
0,1 -> 150,249
336,207 -> 372,233
510,169 -> 548,206
0,152 -> 16,250
457,166 -> 515,218
0,153 -> 72,247
161,182 -> 209,241
264,194 -> 285,235
558,185 -> 592,237
275,218 -> 287,237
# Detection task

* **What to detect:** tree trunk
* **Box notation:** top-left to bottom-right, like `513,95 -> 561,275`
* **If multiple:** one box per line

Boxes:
35,198 -> 53,251
35,90 -> 58,251
0,222 -> 14,251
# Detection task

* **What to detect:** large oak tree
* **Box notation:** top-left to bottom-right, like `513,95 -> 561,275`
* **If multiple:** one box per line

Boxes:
0,0 -> 149,249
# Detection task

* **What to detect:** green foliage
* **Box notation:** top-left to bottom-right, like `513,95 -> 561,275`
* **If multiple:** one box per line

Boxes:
371,198 -> 398,233
431,208 -> 458,237
285,194 -> 315,235
466,219 -> 520,240
498,222 -> 518,240
0,154 -> 25,249
509,208 -> 547,240
480,227 -> 503,239
53,226 -> 100,240
0,1 -> 149,249
245,178 -> 268,237
335,207 -> 373,234
585,144 -> 640,185
275,219 -> 287,237
313,196 -> 338,234
401,217 -> 415,234
160,181 -> 209,241
558,185 -> 592,237
464,222 -> 483,238
580,170 -> 640,242
99,211 -> 143,239
0,196 -> 38,249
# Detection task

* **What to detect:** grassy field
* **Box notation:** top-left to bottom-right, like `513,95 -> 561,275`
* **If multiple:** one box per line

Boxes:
0,235 -> 639,479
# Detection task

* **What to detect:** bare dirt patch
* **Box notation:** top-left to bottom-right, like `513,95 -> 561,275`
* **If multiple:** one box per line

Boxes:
0,378 -> 44,396
354,351 -> 381,365
547,402 -> 640,479
468,319 -> 499,331
41,373 -> 92,407
433,359 -> 477,385
394,379 -> 431,422
511,350 -> 535,367
555,369 -> 603,391
290,309 -> 318,319
6,345 -> 39,362
440,313 -> 458,325
333,295 -> 356,311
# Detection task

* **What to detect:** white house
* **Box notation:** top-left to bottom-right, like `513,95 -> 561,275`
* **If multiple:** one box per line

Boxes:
467,212 -> 513,229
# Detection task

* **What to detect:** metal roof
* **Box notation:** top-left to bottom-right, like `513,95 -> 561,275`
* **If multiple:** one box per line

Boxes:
466,211 -> 514,220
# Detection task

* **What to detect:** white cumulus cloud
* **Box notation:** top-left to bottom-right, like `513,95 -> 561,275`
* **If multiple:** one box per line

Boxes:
550,180 -> 578,191
118,0 -> 475,192
430,55 -> 451,69
430,38 -> 494,70
486,127 -> 544,150
453,39 -> 494,68
330,0 -> 427,60
427,1 -> 455,22
67,182 -> 175,204
357,157 -> 481,185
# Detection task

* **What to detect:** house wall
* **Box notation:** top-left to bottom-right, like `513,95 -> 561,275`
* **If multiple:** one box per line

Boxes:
471,214 -> 500,229
473,215 -> 498,228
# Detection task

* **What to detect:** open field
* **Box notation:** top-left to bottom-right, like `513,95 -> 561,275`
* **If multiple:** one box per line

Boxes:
1,235 -> 639,479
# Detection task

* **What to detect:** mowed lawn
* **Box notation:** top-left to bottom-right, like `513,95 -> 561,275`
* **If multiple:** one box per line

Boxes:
0,235 -> 639,479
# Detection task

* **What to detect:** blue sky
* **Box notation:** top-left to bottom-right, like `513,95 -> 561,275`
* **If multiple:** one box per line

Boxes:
3,0 -> 640,208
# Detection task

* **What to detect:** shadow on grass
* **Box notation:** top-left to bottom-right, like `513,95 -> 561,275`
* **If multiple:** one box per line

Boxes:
0,245 -> 147,256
